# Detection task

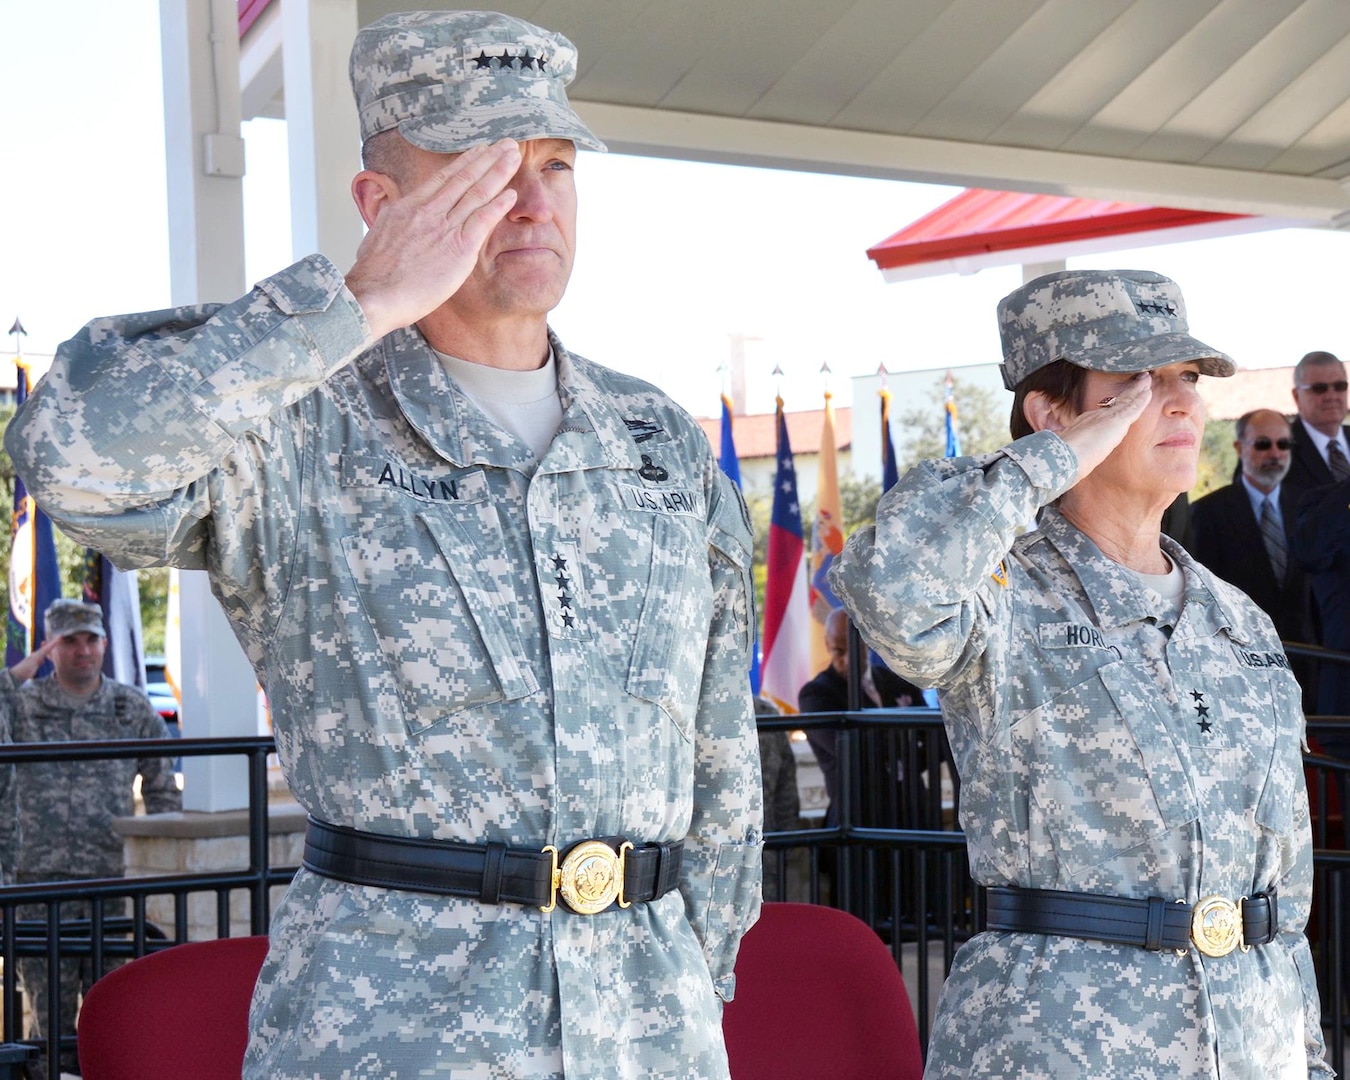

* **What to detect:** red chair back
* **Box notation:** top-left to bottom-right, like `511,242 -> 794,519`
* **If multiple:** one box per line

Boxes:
78,935 -> 268,1080
722,902 -> 924,1080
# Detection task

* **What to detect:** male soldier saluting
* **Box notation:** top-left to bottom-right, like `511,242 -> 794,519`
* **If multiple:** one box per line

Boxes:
2,599 -> 180,1076
7,11 -> 761,1079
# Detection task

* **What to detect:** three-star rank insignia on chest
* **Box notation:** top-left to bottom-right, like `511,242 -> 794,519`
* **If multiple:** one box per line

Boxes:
1189,688 -> 1213,734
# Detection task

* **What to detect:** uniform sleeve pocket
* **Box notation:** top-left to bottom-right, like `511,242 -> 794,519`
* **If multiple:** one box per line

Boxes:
701,839 -> 764,1002
709,510 -> 755,660
627,514 -> 712,741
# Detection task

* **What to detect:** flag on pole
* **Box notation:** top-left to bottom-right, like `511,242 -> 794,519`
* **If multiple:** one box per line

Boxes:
717,393 -> 741,488
944,373 -> 962,458
880,384 -> 899,492
164,569 -> 183,712
760,396 -> 811,712
808,389 -> 843,673
82,549 -> 147,690
7,356 -> 63,668
716,394 -> 761,694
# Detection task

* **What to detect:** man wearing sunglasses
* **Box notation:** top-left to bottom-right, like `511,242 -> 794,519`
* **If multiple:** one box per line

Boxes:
1191,409 -> 1316,708
1287,350 -> 1350,503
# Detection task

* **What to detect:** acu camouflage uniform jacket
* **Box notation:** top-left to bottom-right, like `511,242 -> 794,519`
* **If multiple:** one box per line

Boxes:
830,430 -> 1330,1080
6,254 -> 763,1080
0,672 -> 179,881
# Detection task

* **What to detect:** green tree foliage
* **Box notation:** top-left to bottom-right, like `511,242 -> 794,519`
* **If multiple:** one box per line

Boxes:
1195,417 -> 1237,500
893,376 -> 1010,471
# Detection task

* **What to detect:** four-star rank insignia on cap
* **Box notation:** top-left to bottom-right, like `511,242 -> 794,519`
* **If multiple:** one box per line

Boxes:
471,48 -> 549,72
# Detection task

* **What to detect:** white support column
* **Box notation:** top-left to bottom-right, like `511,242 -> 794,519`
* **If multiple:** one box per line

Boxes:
177,571 -> 257,811
160,0 -> 259,811
1021,260 -> 1065,283
282,0 -> 363,269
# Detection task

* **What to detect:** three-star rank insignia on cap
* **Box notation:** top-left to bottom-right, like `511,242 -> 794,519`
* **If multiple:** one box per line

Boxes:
1190,688 -> 1213,734
1134,299 -> 1178,317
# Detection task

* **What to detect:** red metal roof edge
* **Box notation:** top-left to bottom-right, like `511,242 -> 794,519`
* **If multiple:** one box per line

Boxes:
867,190 -> 1247,271
239,0 -> 274,38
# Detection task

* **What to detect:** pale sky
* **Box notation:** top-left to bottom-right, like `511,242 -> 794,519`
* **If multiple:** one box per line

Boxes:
5,0 -> 1350,421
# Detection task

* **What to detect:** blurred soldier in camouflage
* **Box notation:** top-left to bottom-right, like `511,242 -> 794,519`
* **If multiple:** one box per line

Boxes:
832,270 -> 1330,1078
1,598 -> 180,1076
6,10 -> 761,1079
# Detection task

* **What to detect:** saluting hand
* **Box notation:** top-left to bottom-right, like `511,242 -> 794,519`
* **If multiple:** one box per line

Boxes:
8,635 -> 60,685
1040,371 -> 1154,480
345,138 -> 523,341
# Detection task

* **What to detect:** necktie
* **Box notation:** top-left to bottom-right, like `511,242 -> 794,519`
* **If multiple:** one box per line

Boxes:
1259,496 -> 1287,583
1328,439 -> 1350,482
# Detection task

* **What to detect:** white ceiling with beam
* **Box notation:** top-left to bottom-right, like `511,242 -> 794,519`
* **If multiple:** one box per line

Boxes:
243,0 -> 1350,225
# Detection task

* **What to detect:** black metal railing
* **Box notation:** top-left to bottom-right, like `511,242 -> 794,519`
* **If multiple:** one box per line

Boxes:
0,736 -> 292,1079
765,703 -> 1349,1073
1,711 -> 1346,1076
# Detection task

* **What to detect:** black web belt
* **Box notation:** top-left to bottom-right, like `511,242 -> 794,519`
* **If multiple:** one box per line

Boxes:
985,886 -> 1277,957
302,817 -> 683,915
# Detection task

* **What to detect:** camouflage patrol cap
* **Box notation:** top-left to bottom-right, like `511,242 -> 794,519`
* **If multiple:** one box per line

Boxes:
44,599 -> 105,640
350,10 -> 606,153
997,269 -> 1235,391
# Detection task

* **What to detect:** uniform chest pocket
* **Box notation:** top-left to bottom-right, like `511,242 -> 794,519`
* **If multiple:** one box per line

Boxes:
626,514 -> 714,740
1172,663 -> 1301,837
1014,659 -> 1198,878
341,507 -> 538,735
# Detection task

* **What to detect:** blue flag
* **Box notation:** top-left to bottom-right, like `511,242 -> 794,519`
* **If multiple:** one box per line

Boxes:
880,385 -> 899,492
7,357 -> 63,668
944,377 -> 962,458
716,394 -> 761,694
83,549 -> 147,690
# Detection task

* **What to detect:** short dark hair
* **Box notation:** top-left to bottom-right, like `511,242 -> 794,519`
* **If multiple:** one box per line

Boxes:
361,129 -> 413,185
1009,359 -> 1091,440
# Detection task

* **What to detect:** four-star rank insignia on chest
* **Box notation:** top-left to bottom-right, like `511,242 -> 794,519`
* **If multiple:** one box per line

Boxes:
550,553 -> 577,630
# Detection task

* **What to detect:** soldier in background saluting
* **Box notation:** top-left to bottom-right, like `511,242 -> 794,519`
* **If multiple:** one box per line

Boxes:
2,599 -> 180,1076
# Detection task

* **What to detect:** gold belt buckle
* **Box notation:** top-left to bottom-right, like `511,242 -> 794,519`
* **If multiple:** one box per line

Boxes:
540,839 -> 634,915
1190,895 -> 1243,957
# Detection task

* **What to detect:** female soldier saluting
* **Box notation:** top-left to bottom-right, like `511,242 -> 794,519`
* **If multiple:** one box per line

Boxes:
832,269 -> 1330,1079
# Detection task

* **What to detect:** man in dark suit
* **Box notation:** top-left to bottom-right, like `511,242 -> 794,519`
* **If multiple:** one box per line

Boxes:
1295,478 -> 1350,757
1286,350 -> 1350,505
798,608 -> 924,828
1191,409 -> 1315,706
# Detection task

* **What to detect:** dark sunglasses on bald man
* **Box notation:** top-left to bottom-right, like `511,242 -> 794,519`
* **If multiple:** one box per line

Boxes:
1296,380 -> 1349,394
1246,437 -> 1293,451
